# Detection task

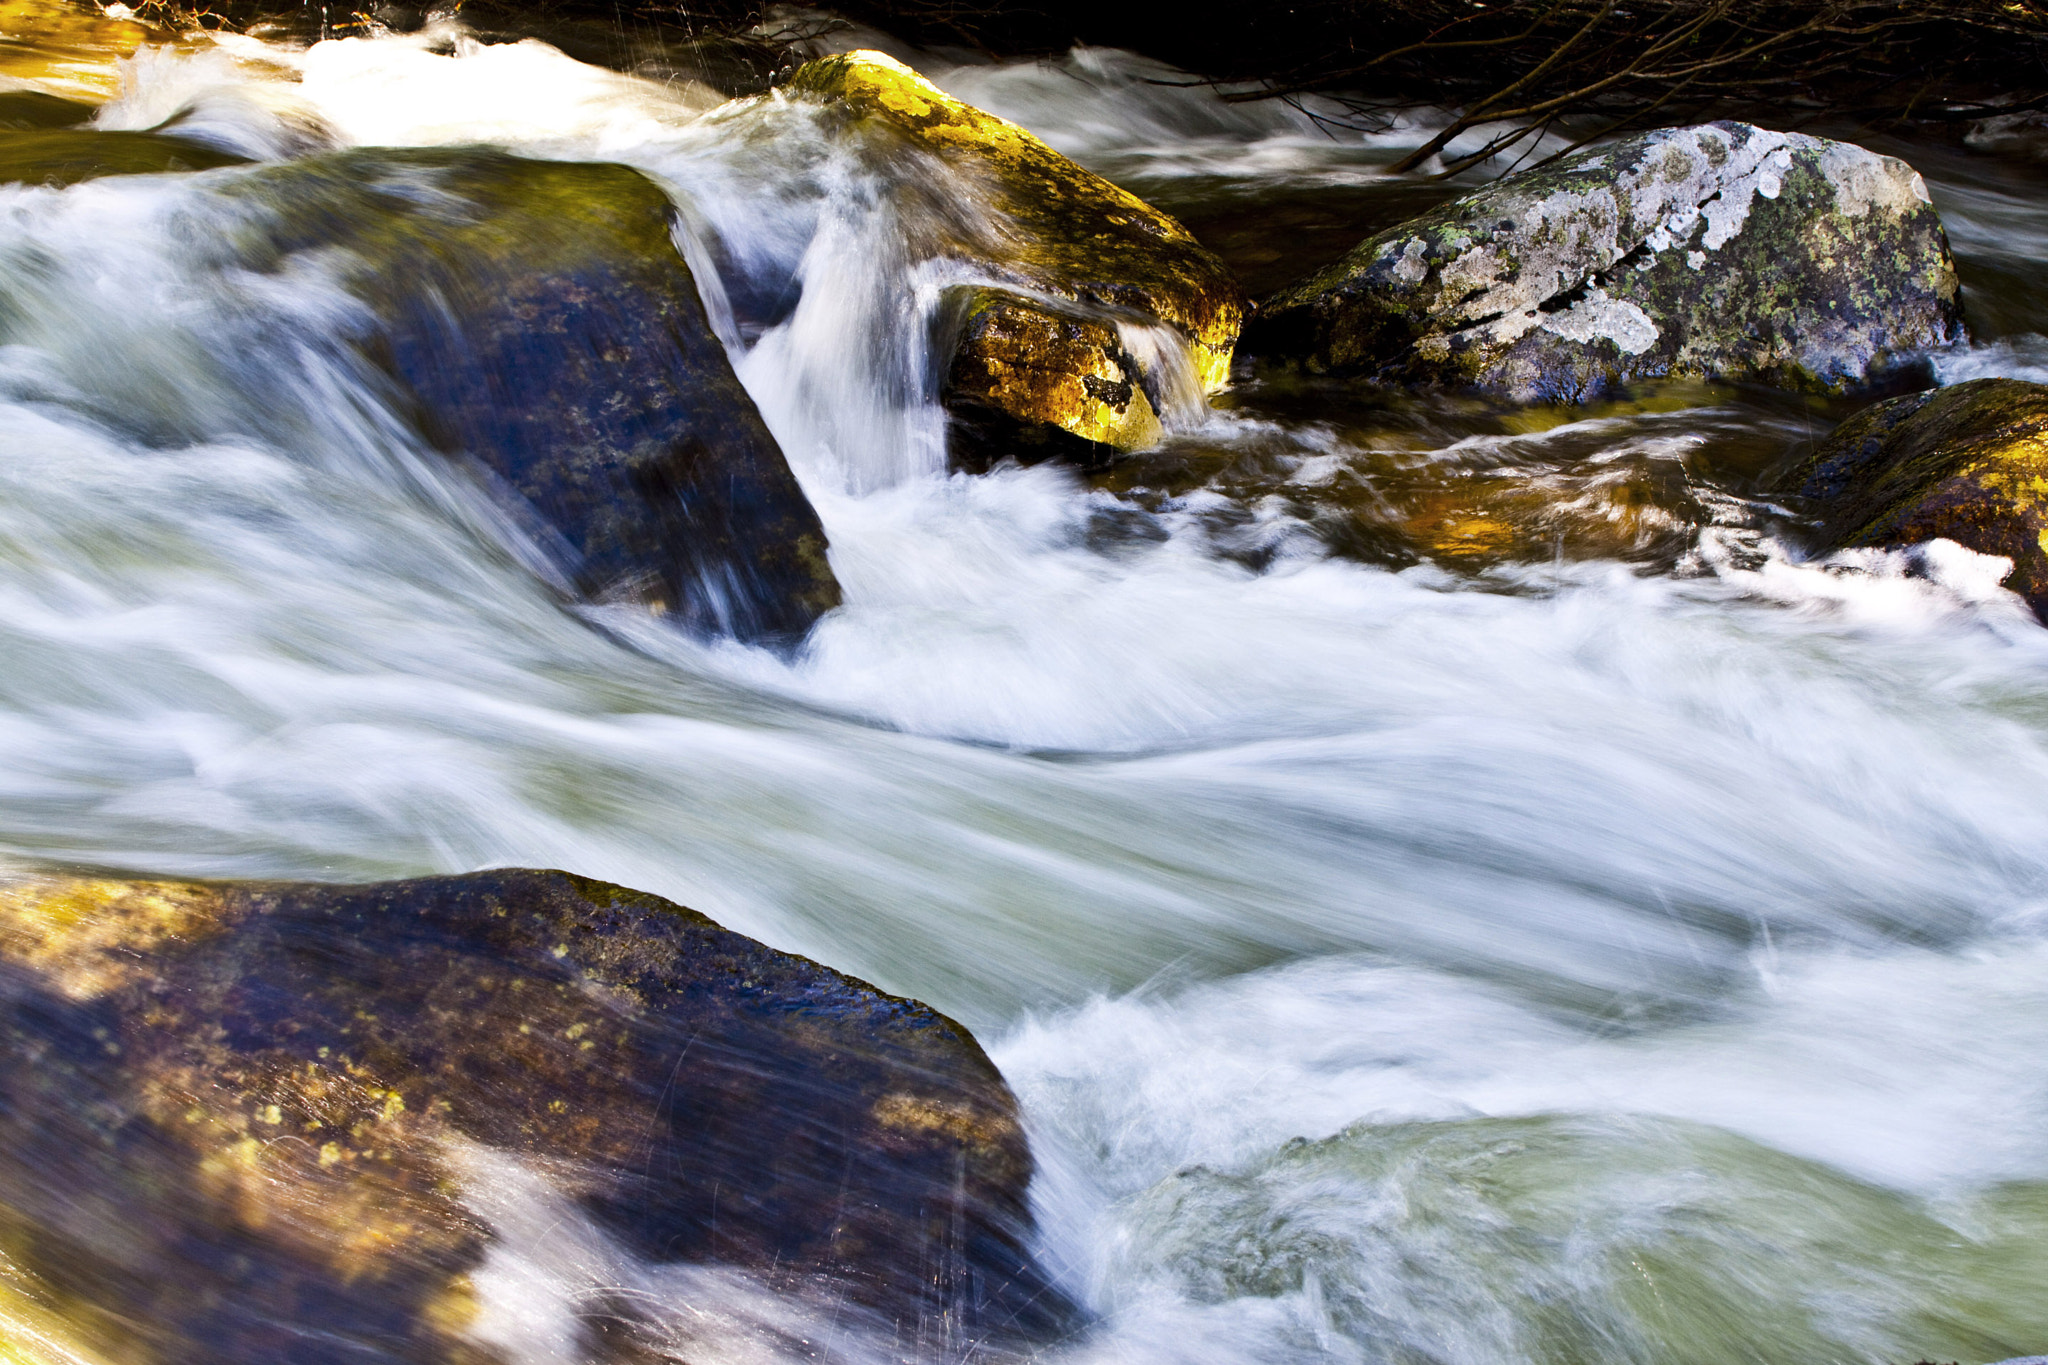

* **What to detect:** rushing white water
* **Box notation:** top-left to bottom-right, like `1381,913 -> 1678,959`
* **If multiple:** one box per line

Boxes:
5,20 -> 2048,1364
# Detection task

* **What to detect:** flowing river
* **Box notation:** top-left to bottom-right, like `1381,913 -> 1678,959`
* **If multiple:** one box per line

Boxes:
5,11 -> 2048,1363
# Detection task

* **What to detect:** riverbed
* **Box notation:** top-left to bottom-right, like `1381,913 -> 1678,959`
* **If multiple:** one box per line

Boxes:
2,11 -> 2048,1362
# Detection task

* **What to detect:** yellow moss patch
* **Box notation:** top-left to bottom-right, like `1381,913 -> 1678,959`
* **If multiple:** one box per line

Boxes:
1797,377 -> 2048,614
947,291 -> 1165,452
873,1092 -> 1013,1151
0,873 -> 225,999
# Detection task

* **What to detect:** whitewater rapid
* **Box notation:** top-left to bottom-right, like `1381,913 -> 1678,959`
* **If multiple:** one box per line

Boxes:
1,19 -> 2047,1363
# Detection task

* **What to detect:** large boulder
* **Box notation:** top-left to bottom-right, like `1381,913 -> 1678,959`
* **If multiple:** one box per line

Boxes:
0,865 -> 1070,1362
218,148 -> 840,644
1250,122 -> 1964,403
1789,376 -> 2048,618
782,50 -> 1245,466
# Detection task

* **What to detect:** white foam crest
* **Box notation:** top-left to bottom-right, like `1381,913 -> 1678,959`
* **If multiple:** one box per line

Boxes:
1936,332 -> 2048,385
997,941 -> 2048,1360
929,46 -> 1585,188
93,44 -> 334,158
931,46 -> 1450,188
999,941 -> 2048,1365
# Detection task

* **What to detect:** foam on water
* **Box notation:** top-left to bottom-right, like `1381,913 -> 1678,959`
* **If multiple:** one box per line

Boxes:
2,24 -> 2048,1363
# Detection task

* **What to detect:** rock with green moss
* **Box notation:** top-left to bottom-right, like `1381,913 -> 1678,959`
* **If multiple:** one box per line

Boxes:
0,126 -> 248,186
0,865 -> 1070,1363
782,50 -> 1244,463
216,147 -> 838,644
1250,122 -> 1964,403
1789,376 -> 2048,617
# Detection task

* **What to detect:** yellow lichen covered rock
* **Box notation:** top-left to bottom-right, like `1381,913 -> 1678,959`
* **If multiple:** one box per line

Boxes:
1792,377 -> 2048,617
783,50 -> 1244,460
943,289 -> 1163,469
0,866 -> 1071,1362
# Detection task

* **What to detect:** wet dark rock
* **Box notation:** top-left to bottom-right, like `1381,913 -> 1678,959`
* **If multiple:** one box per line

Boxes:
1789,376 -> 2048,618
783,50 -> 1244,462
1250,122 -> 1964,403
0,126 -> 249,186
0,90 -> 93,130
0,866 -> 1072,1362
220,147 -> 839,644
1966,111 -> 2048,160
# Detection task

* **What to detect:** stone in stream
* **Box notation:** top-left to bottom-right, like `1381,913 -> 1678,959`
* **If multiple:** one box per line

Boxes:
1788,376 -> 2048,619
1248,122 -> 1964,403
782,50 -> 1245,467
0,90 -> 94,130
939,287 -> 1162,471
219,147 -> 840,645
0,126 -> 250,186
0,865 -> 1072,1362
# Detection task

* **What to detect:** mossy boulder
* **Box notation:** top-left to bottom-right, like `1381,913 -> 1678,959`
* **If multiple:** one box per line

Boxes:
782,50 -> 1244,463
1789,376 -> 2048,618
0,865 -> 1069,1363
217,147 -> 839,644
0,126 -> 249,186
1250,122 -> 1964,403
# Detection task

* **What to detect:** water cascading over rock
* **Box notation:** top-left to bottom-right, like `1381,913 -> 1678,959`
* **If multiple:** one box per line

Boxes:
781,49 -> 1246,468
1249,122 -> 1964,402
1789,376 -> 2048,619
216,147 -> 840,644
0,865 -> 1071,1363
0,89 -> 252,184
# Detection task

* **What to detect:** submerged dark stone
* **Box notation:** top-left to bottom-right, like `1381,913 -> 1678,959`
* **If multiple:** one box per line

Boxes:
0,867 -> 1073,1362
220,147 -> 839,644
0,126 -> 249,186
1789,376 -> 2048,619
0,91 -> 94,130
1250,122 -> 1964,403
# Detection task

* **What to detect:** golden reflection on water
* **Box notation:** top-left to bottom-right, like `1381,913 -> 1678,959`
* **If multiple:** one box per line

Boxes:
0,0 -> 162,98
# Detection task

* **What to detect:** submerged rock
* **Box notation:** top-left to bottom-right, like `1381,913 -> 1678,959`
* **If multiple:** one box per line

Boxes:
783,50 -> 1244,463
0,126 -> 249,186
220,147 -> 839,644
1790,376 -> 2048,618
0,90 -> 92,130
0,865 -> 1070,1362
1250,122 -> 1963,403
1966,110 -> 2048,160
